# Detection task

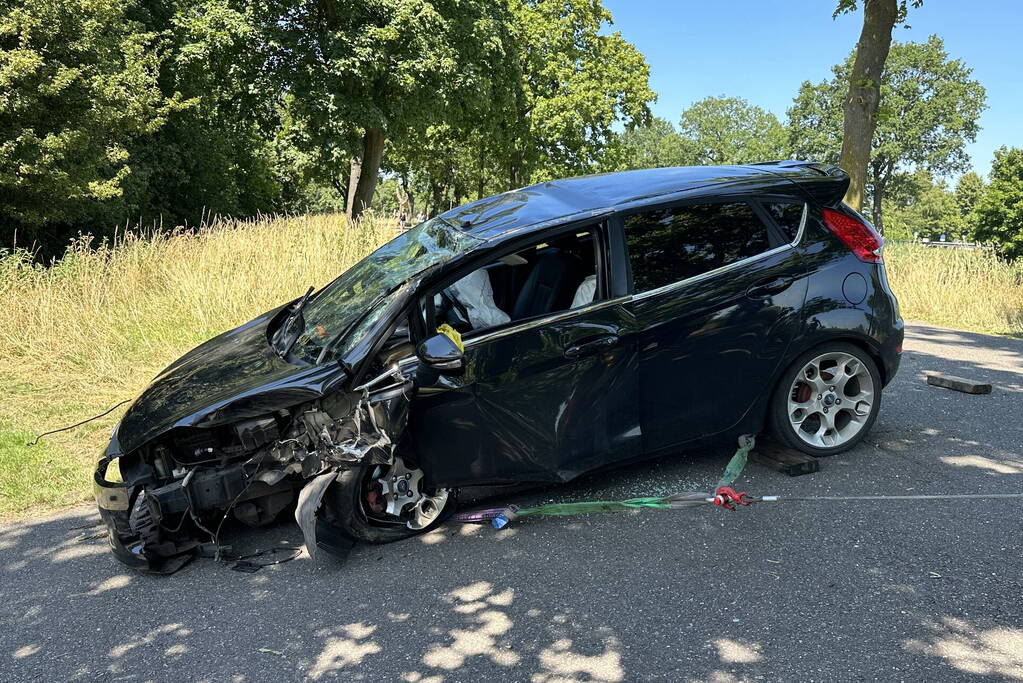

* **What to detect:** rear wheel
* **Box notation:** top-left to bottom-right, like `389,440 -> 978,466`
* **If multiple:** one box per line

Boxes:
324,457 -> 455,544
769,342 -> 881,456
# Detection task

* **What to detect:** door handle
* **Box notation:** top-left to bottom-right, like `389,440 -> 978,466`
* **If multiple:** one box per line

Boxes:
746,276 -> 794,299
564,334 -> 619,359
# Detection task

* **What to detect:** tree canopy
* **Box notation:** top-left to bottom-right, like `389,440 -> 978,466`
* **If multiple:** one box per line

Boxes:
619,117 -> 697,170
0,0 -> 173,241
788,36 -> 986,232
678,96 -> 788,166
0,0 -> 656,246
973,147 -> 1023,259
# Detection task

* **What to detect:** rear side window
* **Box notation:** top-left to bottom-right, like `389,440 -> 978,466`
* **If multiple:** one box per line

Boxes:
762,201 -> 805,242
624,202 -> 771,293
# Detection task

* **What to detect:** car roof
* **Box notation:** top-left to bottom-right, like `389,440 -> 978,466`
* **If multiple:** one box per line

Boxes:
440,161 -> 845,241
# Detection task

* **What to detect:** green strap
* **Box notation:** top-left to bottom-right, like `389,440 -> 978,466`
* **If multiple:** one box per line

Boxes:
508,434 -> 757,520
717,434 -> 755,488
516,497 -> 673,517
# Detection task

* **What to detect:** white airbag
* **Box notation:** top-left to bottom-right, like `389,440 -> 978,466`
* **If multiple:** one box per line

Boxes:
571,274 -> 597,308
450,269 -> 511,329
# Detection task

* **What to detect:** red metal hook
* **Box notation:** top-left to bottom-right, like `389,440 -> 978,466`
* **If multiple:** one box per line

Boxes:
714,486 -> 752,511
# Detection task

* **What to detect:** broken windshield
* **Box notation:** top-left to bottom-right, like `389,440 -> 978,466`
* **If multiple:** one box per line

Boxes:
283,217 -> 482,364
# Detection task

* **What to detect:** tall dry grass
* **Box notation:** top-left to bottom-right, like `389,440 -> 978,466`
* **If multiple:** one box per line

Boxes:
0,213 -> 396,515
884,243 -> 1023,337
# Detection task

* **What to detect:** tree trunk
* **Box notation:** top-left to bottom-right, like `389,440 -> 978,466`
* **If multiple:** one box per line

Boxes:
349,127 -> 386,220
399,171 -> 413,220
345,157 -> 361,215
871,181 -> 884,234
839,0 -> 898,212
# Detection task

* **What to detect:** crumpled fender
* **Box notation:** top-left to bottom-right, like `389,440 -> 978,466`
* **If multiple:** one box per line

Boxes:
94,457 -> 149,568
294,471 -> 357,563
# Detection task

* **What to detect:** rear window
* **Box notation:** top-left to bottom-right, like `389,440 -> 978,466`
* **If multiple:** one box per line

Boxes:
624,202 -> 771,293
762,201 -> 805,242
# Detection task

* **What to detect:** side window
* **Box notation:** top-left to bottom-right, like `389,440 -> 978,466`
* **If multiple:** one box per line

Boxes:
624,202 -> 771,293
761,201 -> 806,243
427,229 -> 601,338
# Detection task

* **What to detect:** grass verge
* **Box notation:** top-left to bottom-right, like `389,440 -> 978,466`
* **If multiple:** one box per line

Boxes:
0,213 -> 395,518
884,243 -> 1023,337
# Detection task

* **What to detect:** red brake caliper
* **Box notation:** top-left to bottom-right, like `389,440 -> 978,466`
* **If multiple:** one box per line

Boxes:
365,481 -> 386,515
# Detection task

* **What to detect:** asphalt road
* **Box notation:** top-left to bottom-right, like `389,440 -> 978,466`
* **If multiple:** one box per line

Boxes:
2,323 -> 1021,682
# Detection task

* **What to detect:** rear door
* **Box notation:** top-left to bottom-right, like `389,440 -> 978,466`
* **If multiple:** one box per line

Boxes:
621,198 -> 809,451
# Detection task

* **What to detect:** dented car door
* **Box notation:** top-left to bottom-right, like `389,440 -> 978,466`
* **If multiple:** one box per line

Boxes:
408,229 -> 641,487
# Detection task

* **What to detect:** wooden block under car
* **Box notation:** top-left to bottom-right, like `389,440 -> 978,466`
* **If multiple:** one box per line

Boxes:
925,372 -> 992,395
750,442 -> 820,476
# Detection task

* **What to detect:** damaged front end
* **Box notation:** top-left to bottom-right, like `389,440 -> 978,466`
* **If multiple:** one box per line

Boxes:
95,372 -> 411,572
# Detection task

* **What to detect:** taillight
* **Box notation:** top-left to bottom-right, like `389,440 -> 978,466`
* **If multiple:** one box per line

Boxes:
822,208 -> 883,263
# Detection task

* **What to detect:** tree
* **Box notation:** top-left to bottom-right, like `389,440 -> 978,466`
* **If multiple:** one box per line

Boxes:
954,171 -> 984,224
678,96 -> 788,165
126,0 -> 286,227
834,0 -> 921,211
506,0 -> 654,185
256,0 -> 521,218
882,169 -> 962,241
619,117 -> 697,170
788,36 -> 986,232
382,0 -> 655,214
0,0 -> 173,245
973,147 -> 1023,259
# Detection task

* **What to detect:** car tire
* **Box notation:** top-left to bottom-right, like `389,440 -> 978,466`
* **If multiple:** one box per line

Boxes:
768,342 -> 882,457
324,462 -> 457,544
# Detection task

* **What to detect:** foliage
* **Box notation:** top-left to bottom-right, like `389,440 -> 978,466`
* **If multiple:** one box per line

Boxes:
834,0 -> 922,22
954,171 -> 985,222
619,117 -> 697,170
0,0 -> 173,241
884,241 -> 1023,336
383,0 -> 656,212
788,36 -> 986,231
678,97 -> 788,165
973,147 -> 1023,260
125,0 -> 286,226
882,170 -> 964,241
507,0 -> 654,184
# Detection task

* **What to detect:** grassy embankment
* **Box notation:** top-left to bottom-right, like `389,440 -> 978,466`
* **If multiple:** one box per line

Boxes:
1,219 -> 1021,518
0,214 -> 396,518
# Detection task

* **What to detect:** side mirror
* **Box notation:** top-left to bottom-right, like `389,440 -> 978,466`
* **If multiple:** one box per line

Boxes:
416,333 -> 464,372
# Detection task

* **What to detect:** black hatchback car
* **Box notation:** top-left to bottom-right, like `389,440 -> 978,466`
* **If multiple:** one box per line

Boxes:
95,161 -> 903,570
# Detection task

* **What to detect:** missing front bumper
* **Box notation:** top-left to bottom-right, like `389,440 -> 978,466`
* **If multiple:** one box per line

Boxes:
94,457 -> 198,573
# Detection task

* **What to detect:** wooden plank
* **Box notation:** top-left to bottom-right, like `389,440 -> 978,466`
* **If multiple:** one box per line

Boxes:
926,372 -> 992,395
750,443 -> 820,477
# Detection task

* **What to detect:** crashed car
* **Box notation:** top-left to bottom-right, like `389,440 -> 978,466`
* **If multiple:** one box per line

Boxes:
95,161 -> 904,570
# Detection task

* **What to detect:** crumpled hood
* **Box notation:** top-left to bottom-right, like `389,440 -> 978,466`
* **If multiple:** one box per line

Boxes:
116,308 -> 346,454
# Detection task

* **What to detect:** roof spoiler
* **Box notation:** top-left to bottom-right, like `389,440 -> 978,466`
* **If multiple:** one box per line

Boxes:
744,160 -> 849,206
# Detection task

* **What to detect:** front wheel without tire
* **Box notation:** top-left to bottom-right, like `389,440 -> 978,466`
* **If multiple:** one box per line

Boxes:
768,342 -> 881,456
323,458 -> 456,544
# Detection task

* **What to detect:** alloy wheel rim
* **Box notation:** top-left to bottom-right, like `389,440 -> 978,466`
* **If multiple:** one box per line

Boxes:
786,351 -> 875,449
364,458 -> 449,530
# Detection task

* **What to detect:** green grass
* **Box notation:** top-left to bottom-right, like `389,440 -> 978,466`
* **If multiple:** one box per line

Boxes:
0,423 -> 88,517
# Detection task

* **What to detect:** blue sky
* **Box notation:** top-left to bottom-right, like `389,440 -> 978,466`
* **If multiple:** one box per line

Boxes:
602,1 -> 1020,177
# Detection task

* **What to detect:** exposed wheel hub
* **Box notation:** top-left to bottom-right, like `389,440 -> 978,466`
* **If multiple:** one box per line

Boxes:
367,457 -> 449,530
